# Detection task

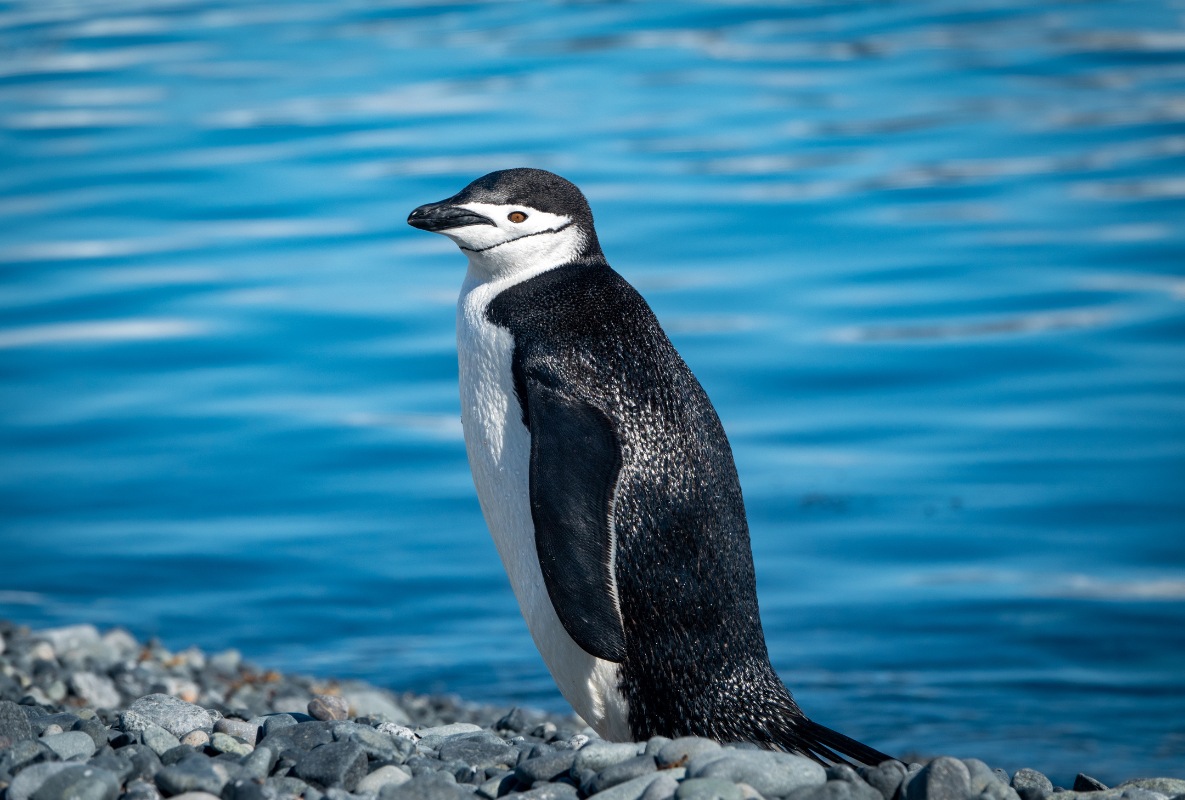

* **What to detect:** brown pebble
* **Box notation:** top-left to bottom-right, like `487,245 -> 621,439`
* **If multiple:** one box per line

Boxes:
308,694 -> 349,721
181,730 -> 210,747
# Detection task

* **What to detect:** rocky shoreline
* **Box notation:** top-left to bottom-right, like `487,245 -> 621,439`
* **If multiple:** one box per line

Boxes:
1,620 -> 1181,800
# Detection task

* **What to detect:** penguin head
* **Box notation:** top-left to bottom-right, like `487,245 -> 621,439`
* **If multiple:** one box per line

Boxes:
408,168 -> 603,278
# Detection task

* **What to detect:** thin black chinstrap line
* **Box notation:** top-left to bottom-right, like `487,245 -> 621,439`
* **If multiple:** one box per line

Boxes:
460,221 -> 574,253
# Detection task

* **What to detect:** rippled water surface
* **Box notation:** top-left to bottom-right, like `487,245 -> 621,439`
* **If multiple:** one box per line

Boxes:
2,0 -> 1184,784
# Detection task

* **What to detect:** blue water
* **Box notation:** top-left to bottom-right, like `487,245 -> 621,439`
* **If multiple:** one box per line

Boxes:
2,0 -> 1183,784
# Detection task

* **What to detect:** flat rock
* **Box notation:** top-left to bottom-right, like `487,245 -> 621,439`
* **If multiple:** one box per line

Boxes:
29,764 -> 119,800
122,694 -> 214,739
689,749 -> 826,798
40,730 -> 98,760
293,740 -> 367,791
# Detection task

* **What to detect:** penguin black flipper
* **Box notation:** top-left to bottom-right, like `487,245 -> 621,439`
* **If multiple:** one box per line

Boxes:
526,377 -> 629,663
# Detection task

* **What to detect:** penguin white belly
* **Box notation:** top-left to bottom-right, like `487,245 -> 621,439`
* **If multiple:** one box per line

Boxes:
456,267 -> 630,741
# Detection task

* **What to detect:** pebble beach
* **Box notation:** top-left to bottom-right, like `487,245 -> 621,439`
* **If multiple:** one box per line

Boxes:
1,621 -> 1181,800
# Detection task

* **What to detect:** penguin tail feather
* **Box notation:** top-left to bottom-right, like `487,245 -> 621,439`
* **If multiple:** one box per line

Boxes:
788,718 -> 895,768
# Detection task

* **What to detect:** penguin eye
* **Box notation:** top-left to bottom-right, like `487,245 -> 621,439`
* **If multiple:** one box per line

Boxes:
507,211 -> 528,223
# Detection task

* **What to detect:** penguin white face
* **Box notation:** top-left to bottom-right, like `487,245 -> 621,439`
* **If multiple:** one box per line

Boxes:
408,168 -> 603,280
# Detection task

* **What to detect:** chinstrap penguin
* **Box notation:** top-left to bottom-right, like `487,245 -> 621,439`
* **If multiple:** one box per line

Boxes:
407,168 -> 892,765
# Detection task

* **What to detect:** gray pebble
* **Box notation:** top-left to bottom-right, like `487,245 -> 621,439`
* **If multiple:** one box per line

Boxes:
122,779 -> 163,800
788,779 -> 886,800
72,716 -> 108,750
510,783 -> 581,800
574,740 -> 642,773
657,737 -> 722,769
689,749 -> 826,798
223,779 -> 278,800
181,730 -> 210,748
904,757 -> 971,800
496,708 -> 526,732
116,743 -> 163,781
377,771 -> 474,800
588,754 -> 658,794
261,714 -> 299,736
88,752 -> 135,785
644,736 -> 672,757
1013,769 -> 1054,800
69,672 -> 121,709
238,745 -> 277,781
356,764 -> 412,793
532,722 -> 558,740
6,762 -> 73,800
642,772 -> 682,800
37,624 -> 100,654
293,741 -> 367,791
155,757 -> 228,795
342,689 -> 410,725
377,722 -> 417,742
1,738 -> 46,773
29,764 -> 119,800
212,731 -> 254,756
437,733 -> 517,771
588,771 -> 667,800
261,721 -> 335,756
141,722 -> 182,756
677,777 -> 744,800
1,699 -> 36,743
215,718 -> 260,745
334,721 -> 411,762
1120,780 -> 1185,796
308,695 -> 349,722
417,722 -> 483,748
269,776 -> 314,797
122,694 -> 214,739
516,750 -> 577,785
40,730 -> 97,760
859,760 -> 907,800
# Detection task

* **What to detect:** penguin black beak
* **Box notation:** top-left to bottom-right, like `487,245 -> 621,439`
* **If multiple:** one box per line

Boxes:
407,202 -> 495,232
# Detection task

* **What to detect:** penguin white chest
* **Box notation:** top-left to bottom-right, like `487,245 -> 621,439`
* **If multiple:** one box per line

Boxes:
455,268 -> 629,741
